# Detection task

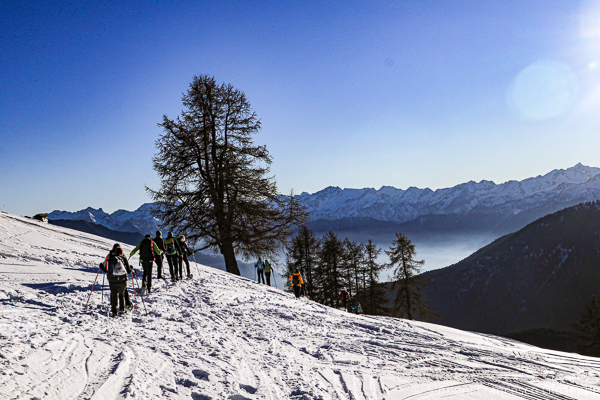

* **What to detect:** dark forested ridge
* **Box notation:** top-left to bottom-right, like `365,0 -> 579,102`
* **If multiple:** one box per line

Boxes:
420,201 -> 600,335
48,219 -> 144,246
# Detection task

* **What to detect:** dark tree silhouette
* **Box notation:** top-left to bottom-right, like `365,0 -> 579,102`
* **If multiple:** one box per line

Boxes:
284,226 -> 319,297
341,238 -> 364,301
315,231 -> 345,307
148,75 -> 307,275
363,239 -> 390,316
573,293 -> 600,357
386,233 -> 437,320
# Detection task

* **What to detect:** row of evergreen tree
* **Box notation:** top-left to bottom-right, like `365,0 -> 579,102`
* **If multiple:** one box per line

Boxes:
282,227 -> 437,320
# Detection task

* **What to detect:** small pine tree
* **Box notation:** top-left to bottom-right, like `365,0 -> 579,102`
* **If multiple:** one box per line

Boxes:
284,226 -> 319,296
363,239 -> 390,316
315,231 -> 345,307
386,233 -> 437,321
342,238 -> 364,302
573,294 -> 600,357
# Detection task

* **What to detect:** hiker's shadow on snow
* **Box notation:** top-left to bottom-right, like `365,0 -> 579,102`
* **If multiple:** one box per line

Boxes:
64,266 -> 100,273
0,296 -> 59,311
22,282 -> 88,294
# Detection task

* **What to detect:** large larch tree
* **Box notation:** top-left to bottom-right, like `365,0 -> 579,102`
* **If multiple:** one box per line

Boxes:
148,75 -> 307,275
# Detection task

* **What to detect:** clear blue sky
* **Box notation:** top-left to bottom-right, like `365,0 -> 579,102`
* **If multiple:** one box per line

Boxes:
2,0 -> 600,216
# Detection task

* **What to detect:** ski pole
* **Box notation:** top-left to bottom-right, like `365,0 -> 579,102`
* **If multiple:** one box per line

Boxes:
273,268 -> 278,289
192,251 -> 200,277
130,272 -> 138,311
85,266 -> 102,308
133,273 -> 148,315
101,273 -> 106,313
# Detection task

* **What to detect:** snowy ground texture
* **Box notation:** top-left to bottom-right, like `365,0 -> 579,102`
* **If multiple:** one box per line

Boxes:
1,213 -> 600,400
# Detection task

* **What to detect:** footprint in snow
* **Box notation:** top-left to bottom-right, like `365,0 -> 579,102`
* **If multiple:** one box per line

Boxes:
191,393 -> 212,400
239,384 -> 257,394
192,369 -> 209,381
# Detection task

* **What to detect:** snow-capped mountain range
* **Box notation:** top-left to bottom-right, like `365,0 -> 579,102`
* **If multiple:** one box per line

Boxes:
48,163 -> 600,238
48,202 -> 160,234
297,163 -> 600,223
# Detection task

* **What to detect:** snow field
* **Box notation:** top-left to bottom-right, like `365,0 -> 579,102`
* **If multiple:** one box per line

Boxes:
1,212 -> 600,399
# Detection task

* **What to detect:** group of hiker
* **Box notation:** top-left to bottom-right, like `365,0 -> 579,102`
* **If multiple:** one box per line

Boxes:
97,233 -> 361,317
98,231 -> 194,317
254,257 -> 274,286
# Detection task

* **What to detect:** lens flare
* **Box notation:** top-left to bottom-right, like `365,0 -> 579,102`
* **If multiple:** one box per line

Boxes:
508,60 -> 579,120
580,0 -> 600,37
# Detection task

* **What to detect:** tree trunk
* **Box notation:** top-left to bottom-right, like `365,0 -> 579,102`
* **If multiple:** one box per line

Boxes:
221,240 -> 241,275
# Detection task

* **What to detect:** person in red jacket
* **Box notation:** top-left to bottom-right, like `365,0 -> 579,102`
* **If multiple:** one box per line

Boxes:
341,288 -> 349,311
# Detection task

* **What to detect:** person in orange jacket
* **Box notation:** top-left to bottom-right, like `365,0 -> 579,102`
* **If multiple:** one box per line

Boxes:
289,269 -> 304,298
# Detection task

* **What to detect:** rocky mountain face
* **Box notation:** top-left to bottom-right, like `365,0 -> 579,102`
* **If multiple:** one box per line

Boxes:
419,201 -> 600,334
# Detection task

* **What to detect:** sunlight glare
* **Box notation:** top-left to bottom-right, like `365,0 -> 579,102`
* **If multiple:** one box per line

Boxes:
508,61 -> 579,120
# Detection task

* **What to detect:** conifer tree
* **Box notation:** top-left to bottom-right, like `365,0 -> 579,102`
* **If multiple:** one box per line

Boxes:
342,238 -> 364,301
314,231 -> 344,307
386,233 -> 437,320
284,226 -> 319,297
573,293 -> 600,357
148,75 -> 307,275
363,239 -> 390,315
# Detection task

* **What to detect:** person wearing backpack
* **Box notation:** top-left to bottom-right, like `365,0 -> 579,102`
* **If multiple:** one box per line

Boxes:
100,246 -> 133,317
130,234 -> 163,294
289,269 -> 304,298
164,232 -> 183,282
177,235 -> 193,279
153,231 -> 167,280
102,243 -> 133,311
264,259 -> 272,286
255,257 -> 265,284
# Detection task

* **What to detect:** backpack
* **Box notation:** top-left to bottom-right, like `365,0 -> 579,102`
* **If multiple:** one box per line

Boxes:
140,239 -> 154,261
165,238 -> 176,255
292,274 -> 300,286
107,255 -> 127,281
256,260 -> 264,271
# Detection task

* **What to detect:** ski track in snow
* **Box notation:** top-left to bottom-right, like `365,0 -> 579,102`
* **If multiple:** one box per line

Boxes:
1,213 -> 600,399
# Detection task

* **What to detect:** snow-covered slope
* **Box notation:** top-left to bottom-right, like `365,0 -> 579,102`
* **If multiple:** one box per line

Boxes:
2,212 -> 600,399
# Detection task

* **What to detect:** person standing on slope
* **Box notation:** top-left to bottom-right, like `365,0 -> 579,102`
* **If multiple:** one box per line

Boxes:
340,288 -> 349,311
100,246 -> 133,317
153,231 -> 167,280
177,235 -> 194,279
102,243 -> 133,311
130,234 -> 163,294
164,232 -> 183,282
255,257 -> 265,284
289,269 -> 304,298
264,259 -> 272,286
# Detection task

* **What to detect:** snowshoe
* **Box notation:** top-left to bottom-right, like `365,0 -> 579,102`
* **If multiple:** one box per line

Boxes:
187,274 -> 193,280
